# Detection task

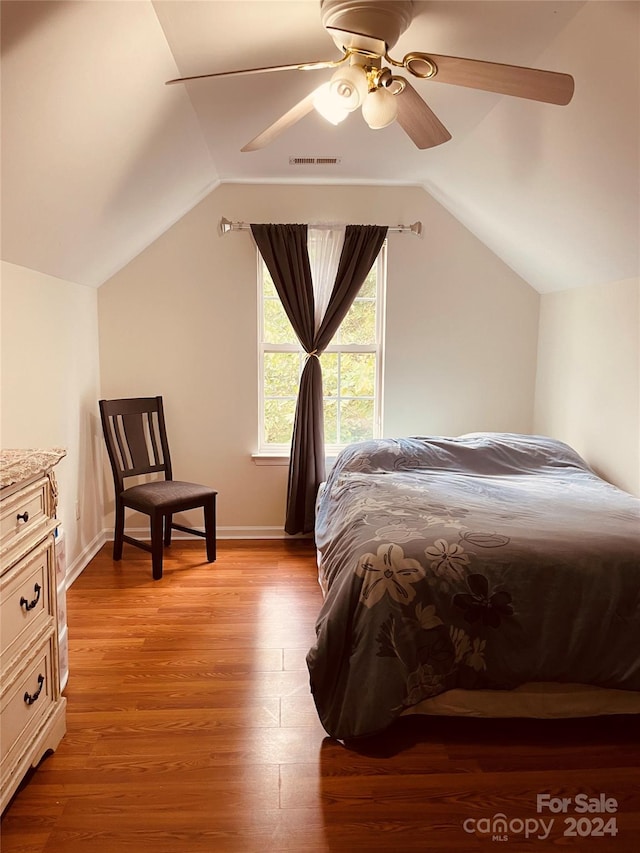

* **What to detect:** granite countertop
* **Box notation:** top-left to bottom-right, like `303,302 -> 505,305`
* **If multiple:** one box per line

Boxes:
0,448 -> 67,489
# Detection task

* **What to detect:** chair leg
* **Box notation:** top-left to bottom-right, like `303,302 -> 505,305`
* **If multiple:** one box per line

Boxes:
164,513 -> 172,547
150,511 -> 164,580
204,496 -> 216,563
113,499 -> 125,561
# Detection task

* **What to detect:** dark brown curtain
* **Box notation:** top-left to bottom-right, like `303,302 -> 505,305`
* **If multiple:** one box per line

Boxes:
251,223 -> 388,535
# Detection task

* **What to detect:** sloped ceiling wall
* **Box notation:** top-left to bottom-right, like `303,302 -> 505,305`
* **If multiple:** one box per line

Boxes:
423,1 -> 640,293
1,1 -> 638,292
1,0 -> 217,286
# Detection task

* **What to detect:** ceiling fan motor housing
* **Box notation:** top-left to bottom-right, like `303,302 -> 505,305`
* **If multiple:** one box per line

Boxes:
320,0 -> 414,51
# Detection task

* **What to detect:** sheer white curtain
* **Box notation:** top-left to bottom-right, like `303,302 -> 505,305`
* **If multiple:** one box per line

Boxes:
308,226 -> 346,334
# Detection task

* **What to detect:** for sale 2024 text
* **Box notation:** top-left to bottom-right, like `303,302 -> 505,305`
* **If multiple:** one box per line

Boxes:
536,793 -> 619,841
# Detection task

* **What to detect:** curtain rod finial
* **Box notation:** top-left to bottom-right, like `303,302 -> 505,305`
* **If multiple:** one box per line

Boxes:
219,217 -> 233,236
410,221 -> 423,238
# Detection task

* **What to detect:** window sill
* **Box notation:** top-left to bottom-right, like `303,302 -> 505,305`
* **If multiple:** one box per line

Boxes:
251,453 -> 290,466
251,452 -> 339,470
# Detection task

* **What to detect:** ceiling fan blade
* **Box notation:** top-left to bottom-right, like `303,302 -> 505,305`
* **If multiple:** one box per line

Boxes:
395,82 -> 451,150
404,52 -> 574,105
166,57 -> 343,86
241,91 -> 317,152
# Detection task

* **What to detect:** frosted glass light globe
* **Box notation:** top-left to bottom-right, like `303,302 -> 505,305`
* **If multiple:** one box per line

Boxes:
313,82 -> 349,125
329,65 -> 369,112
362,88 -> 398,129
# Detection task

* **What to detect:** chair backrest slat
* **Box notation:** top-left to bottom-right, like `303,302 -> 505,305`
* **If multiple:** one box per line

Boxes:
122,411 -> 154,471
112,414 -> 132,472
99,396 -> 173,490
147,411 -> 162,467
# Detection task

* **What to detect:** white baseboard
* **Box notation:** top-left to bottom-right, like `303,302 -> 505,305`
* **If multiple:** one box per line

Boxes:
65,531 -> 106,588
102,526 -> 312,540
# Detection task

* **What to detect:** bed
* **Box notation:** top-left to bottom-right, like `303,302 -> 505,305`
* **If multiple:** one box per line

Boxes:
306,433 -> 640,740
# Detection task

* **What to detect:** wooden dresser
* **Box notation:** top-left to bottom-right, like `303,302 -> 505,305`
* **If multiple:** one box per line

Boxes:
0,449 -> 67,813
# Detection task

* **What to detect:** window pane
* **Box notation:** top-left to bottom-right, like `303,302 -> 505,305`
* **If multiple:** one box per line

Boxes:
264,352 -> 301,397
321,352 -> 338,397
264,398 -> 296,445
340,398 -> 374,444
335,299 -> 376,345
259,249 -> 383,451
324,400 -> 338,445
264,298 -> 297,344
263,269 -> 278,299
340,353 -> 375,397
359,267 -> 376,298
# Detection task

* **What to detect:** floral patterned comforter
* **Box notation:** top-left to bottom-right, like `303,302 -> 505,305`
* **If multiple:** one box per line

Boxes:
306,433 -> 640,739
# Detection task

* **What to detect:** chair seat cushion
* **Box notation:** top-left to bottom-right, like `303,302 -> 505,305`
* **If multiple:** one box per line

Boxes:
122,480 -> 217,512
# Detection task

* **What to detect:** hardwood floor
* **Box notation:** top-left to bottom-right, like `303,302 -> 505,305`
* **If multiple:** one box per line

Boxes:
2,540 -> 639,852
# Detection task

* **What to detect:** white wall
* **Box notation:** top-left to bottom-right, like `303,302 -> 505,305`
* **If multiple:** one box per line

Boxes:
534,277 -> 640,496
98,183 -> 540,534
1,261 -> 104,576
384,196 -> 539,437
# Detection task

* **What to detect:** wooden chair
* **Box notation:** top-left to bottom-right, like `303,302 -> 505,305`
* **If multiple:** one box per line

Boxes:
99,396 -> 217,580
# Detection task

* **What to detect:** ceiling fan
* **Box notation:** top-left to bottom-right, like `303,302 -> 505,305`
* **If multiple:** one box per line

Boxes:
166,0 -> 575,152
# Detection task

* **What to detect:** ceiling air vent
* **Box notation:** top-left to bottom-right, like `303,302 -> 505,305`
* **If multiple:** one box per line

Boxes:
289,156 -> 342,166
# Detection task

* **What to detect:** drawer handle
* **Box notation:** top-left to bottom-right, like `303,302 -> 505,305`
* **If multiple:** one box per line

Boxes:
24,674 -> 45,706
17,511 -> 30,524
20,583 -> 42,612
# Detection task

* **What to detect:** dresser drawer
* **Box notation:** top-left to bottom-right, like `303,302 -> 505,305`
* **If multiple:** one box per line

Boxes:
0,537 -> 55,673
0,478 -> 49,561
1,638 -> 55,767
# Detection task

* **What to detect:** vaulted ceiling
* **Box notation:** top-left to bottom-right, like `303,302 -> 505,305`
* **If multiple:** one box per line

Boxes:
1,1 -> 638,293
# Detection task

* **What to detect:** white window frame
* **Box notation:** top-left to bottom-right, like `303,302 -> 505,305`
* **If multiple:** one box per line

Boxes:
256,242 -> 387,459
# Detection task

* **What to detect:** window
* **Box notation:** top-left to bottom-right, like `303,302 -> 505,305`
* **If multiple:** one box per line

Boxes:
258,243 -> 386,455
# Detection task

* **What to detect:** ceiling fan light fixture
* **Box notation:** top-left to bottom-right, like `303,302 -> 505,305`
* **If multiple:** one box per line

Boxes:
178,2 -> 577,152
328,64 -> 369,111
362,87 -> 398,129
313,82 -> 349,125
